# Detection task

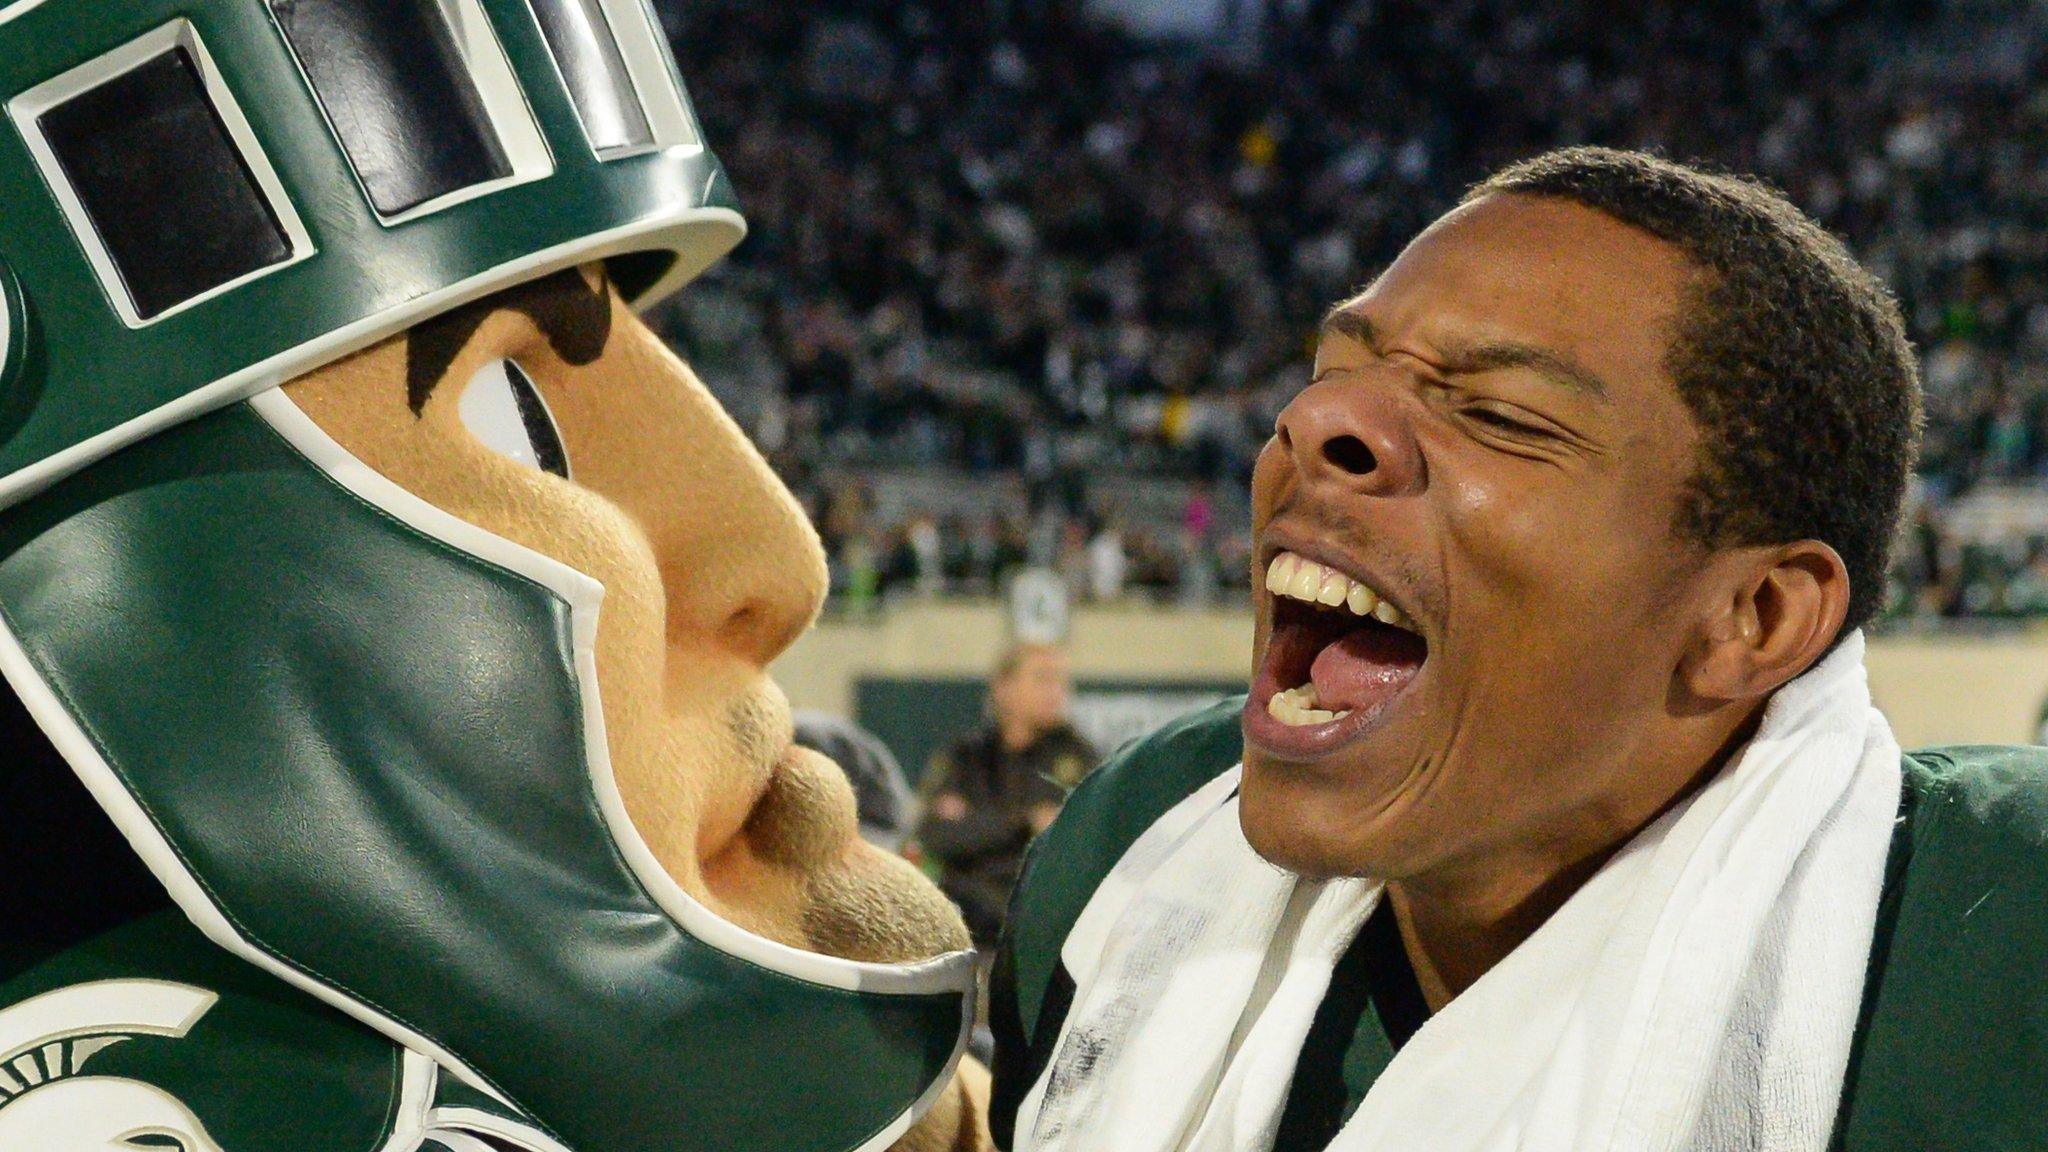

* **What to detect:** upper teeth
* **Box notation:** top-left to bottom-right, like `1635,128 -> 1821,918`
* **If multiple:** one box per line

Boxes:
1263,551 -> 1416,631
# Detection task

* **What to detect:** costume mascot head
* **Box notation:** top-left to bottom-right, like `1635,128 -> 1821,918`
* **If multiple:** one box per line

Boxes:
0,3 -> 984,1151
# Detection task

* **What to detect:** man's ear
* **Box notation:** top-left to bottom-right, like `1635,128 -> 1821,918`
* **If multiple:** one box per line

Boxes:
1681,540 -> 1851,704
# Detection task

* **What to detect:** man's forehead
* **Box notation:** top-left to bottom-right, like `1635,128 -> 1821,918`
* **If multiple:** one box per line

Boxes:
1321,194 -> 1688,392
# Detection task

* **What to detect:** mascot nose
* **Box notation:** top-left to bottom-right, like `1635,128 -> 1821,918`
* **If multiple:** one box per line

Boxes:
651,412 -> 828,668
707,562 -> 820,668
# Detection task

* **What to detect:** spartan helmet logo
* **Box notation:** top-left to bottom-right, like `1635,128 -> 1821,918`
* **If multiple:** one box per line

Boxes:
0,1078 -> 224,1152
0,980 -> 224,1152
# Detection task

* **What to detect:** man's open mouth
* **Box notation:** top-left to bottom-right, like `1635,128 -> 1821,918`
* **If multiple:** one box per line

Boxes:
1254,550 -> 1428,738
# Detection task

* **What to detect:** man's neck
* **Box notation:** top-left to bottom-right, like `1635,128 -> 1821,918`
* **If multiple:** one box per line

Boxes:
1386,843 -> 1621,1012
1385,717 -> 1756,1012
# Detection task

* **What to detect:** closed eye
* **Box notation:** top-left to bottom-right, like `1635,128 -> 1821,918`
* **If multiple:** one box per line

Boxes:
459,358 -> 571,479
1454,402 -> 1593,461
1462,406 -> 1543,436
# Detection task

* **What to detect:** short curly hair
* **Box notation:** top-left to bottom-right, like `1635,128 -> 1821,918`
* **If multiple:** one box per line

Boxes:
1467,147 -> 1922,634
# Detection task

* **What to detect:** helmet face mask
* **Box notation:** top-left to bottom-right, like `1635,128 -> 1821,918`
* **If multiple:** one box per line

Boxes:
0,4 -> 976,1150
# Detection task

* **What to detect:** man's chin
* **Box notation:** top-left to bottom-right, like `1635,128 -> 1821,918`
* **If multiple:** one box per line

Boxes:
1238,765 -> 1351,879
1238,752 -> 1410,881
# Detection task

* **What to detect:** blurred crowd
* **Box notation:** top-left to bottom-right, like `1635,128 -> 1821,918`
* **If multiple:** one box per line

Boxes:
654,0 -> 2048,623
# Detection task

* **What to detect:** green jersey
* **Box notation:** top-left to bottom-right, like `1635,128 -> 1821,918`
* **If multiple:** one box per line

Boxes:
992,698 -> 2048,1151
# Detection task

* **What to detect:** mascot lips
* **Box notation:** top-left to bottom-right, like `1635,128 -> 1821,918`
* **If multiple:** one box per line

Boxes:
1252,550 -> 1427,749
705,695 -> 974,964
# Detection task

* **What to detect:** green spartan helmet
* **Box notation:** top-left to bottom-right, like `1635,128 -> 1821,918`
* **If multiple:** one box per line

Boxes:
0,3 -> 973,1152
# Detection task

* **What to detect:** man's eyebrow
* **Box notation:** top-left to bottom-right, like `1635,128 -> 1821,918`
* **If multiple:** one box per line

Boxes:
1317,306 -> 1611,401
1318,307 -> 1378,352
1436,338 -> 1612,401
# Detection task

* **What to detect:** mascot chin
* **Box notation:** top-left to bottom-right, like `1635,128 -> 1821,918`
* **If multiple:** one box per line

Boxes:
0,3 -> 986,1150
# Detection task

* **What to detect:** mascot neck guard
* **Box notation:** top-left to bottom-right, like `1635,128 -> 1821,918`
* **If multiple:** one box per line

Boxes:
0,3 -> 975,1150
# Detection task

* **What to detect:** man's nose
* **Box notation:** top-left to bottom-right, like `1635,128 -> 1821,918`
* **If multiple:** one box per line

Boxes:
1275,376 -> 1423,497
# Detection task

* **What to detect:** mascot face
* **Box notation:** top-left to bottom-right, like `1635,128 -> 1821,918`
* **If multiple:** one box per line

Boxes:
0,3 -> 978,1149
282,265 -> 966,961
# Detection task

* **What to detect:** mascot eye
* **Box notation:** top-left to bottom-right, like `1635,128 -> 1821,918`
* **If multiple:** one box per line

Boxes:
458,358 -> 571,479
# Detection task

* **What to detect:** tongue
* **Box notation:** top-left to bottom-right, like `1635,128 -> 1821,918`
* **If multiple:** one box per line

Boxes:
1309,626 -> 1425,713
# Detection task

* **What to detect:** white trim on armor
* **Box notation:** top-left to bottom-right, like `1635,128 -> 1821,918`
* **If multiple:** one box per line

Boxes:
381,1051 -> 440,1152
0,0 -> 48,29
0,265 -> 12,388
433,1107 -> 577,1152
626,163 -> 734,304
0,206 -> 744,512
7,19 -> 318,329
265,0 -> 558,227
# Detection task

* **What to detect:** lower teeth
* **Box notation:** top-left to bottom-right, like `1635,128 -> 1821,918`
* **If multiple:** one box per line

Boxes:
1267,685 -> 1352,727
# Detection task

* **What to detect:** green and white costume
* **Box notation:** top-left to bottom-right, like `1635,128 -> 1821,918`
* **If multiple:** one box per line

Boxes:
0,4 -> 974,1150
993,642 -> 2048,1150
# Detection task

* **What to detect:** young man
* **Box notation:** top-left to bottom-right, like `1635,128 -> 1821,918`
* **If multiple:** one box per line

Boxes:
991,148 -> 2048,1151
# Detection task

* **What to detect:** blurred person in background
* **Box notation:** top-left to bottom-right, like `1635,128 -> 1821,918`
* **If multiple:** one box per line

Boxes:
1087,515 -> 1130,602
916,643 -> 1097,950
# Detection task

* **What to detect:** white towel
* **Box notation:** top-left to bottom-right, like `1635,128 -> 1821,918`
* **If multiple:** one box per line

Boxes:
1014,632 -> 1900,1152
